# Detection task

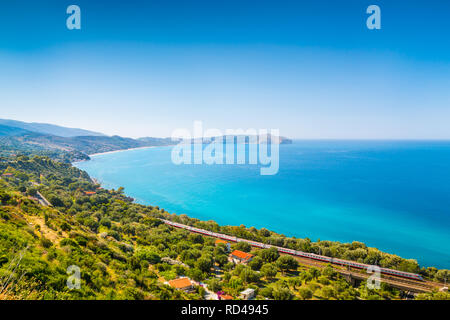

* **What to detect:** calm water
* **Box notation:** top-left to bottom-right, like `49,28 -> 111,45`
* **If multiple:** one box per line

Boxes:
74,141 -> 450,269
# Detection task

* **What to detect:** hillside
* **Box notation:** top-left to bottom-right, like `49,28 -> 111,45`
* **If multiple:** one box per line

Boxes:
0,124 -> 33,137
0,155 -> 448,300
0,120 -> 176,161
0,119 -> 105,137
0,133 -> 90,162
1,133 -> 174,155
0,119 -> 294,164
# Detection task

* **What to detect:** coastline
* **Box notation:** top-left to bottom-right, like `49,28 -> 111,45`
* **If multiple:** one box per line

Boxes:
76,165 -> 447,271
72,142 -> 450,270
72,145 -> 168,164
88,146 -> 159,157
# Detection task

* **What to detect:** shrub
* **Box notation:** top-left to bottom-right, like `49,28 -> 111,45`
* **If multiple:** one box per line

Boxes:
40,237 -> 53,248
135,248 -> 161,264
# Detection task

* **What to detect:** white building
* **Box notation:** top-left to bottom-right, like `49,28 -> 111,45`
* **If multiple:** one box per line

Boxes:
240,288 -> 255,300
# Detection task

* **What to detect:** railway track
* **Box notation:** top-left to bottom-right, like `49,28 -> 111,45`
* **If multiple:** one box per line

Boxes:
162,219 -> 440,292
290,254 -> 433,292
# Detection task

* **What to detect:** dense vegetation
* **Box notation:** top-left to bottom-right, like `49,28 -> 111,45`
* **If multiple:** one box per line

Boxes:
0,133 -> 174,162
0,155 -> 448,300
0,140 -> 89,162
0,119 -> 293,164
0,119 -> 178,162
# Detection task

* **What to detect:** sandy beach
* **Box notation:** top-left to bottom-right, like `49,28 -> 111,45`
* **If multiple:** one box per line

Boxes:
88,146 -> 158,157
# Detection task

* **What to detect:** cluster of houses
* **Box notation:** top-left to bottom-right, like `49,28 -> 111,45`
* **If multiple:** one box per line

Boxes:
166,239 -> 256,300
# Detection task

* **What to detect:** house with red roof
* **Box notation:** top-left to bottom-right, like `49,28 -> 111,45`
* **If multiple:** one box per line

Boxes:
229,250 -> 254,264
218,293 -> 233,300
168,277 -> 195,292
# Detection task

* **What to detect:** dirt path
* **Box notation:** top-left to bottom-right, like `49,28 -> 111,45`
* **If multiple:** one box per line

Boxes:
26,215 -> 66,243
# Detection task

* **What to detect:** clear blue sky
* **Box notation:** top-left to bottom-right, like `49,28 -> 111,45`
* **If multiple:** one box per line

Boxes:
0,0 -> 449,139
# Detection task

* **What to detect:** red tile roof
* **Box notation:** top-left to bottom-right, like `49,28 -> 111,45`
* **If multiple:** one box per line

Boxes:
215,239 -> 228,245
230,250 -> 253,261
168,277 -> 193,289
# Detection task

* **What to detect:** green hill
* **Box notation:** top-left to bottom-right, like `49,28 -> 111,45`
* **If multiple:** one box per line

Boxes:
0,120 -> 176,162
0,124 -> 33,137
0,155 -> 448,300
0,119 -> 105,137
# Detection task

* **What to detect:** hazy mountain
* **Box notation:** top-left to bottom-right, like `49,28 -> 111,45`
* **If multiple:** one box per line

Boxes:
0,132 -> 175,157
191,134 -> 292,144
137,137 -> 178,145
0,124 -> 33,137
0,119 -> 105,137
0,119 -> 291,162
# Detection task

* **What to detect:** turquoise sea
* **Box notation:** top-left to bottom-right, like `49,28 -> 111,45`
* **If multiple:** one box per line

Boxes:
74,141 -> 450,269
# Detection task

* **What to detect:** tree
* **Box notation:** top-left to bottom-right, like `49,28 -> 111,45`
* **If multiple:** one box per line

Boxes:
214,244 -> 226,256
215,254 -> 228,267
196,256 -> 214,274
48,195 -> 64,207
322,265 -> 337,278
317,275 -> 330,285
208,278 -> 222,292
228,278 -> 243,291
40,237 -> 53,248
27,187 -> 38,197
258,228 -> 270,237
197,286 -> 206,297
188,233 -> 204,244
248,256 -> 263,271
287,277 -> 302,289
173,265 -> 187,276
0,191 -> 11,205
223,272 -> 232,282
434,269 -> 450,283
272,285 -> 294,300
240,267 -> 260,284
299,287 -> 313,300
234,242 -> 251,253
416,291 -> 450,300
259,286 -> 273,298
321,286 -> 337,299
187,268 -> 204,282
100,217 -> 112,228
307,267 -> 321,279
276,255 -> 299,273
260,263 -> 277,279
135,248 -> 161,264
259,247 -> 279,263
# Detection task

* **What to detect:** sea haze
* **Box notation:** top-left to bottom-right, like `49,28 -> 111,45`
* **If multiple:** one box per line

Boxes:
74,140 -> 450,269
